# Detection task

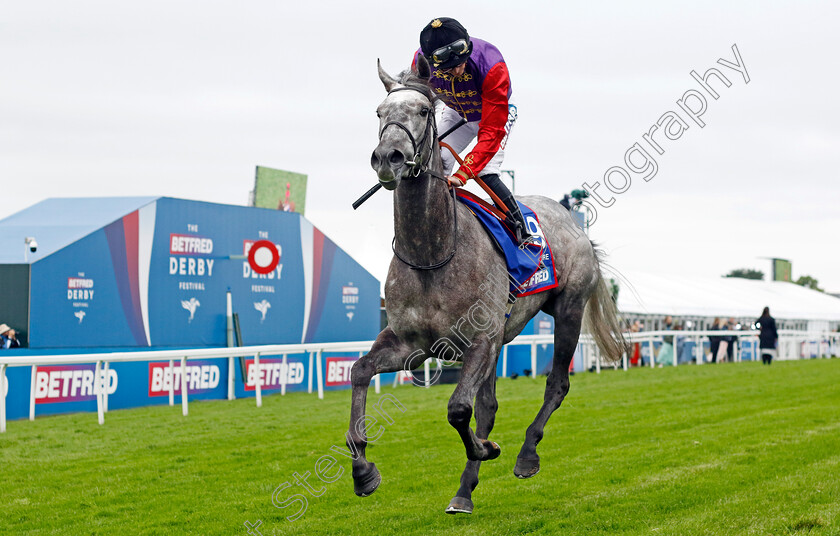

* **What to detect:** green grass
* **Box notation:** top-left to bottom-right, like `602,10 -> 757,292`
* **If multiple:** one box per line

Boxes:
2,359 -> 840,535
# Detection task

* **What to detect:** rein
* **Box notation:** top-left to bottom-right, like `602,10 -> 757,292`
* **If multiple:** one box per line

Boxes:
382,85 -> 458,271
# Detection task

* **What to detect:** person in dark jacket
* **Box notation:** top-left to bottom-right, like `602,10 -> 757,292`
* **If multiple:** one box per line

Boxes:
756,307 -> 778,365
723,317 -> 738,362
0,323 -> 21,349
708,317 -> 723,363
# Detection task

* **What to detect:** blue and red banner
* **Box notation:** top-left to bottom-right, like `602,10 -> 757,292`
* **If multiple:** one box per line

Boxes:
27,198 -> 380,349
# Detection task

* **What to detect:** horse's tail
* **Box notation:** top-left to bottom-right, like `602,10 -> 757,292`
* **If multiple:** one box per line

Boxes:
583,250 -> 627,363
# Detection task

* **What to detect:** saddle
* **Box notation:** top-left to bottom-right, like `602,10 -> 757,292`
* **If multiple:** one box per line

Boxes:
455,189 -> 558,297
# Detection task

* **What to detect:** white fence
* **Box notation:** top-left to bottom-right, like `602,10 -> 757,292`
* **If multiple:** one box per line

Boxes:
1,330 -> 837,433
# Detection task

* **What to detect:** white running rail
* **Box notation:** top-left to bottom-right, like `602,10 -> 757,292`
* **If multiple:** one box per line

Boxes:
1,330 -> 837,432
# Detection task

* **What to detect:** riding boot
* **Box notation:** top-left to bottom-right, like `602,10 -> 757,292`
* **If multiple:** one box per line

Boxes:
501,193 -> 533,245
480,173 -> 534,246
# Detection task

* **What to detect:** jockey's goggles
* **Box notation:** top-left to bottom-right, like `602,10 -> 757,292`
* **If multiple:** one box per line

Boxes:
428,39 -> 470,66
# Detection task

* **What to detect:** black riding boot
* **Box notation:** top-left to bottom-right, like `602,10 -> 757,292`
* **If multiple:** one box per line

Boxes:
481,173 -> 532,245
501,193 -> 531,245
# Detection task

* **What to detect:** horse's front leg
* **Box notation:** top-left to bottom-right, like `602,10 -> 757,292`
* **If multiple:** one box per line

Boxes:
348,327 -> 410,497
446,372 -> 498,515
447,336 -> 501,463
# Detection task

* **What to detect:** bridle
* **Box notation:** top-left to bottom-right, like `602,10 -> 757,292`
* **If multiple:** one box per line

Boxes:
378,86 -> 442,179
379,85 -> 458,271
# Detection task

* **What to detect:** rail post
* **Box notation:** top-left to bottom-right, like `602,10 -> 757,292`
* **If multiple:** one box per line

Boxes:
531,341 -> 537,378
95,360 -> 104,425
180,356 -> 188,417
307,352 -> 314,394
673,334 -> 678,366
227,356 -> 235,401
1,364 -> 7,433
29,365 -> 37,421
168,360 -> 175,406
254,352 -> 263,408
280,354 -> 288,396
103,361 -> 110,413
316,350 -> 324,399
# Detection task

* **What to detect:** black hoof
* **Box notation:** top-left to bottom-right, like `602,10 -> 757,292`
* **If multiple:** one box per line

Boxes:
483,440 -> 501,461
467,439 -> 502,461
445,496 -> 473,514
353,463 -> 381,497
514,456 -> 540,479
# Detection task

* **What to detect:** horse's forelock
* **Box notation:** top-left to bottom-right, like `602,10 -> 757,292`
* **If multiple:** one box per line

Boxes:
396,70 -> 438,105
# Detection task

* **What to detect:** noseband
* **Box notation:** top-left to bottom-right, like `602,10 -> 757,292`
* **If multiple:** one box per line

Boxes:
380,85 -> 457,271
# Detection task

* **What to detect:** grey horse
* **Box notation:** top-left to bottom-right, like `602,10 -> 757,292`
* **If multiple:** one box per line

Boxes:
349,56 -> 626,515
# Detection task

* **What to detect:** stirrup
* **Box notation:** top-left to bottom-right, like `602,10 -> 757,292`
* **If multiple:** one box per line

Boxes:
513,222 -> 539,247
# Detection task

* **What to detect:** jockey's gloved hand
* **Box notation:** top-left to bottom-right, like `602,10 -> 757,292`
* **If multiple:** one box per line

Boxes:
448,176 -> 465,187
451,168 -> 470,186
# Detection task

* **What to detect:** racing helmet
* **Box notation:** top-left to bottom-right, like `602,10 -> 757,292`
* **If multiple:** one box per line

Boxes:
420,17 -> 473,70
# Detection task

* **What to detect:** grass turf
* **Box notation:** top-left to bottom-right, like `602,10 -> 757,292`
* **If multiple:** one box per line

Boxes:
1,359 -> 839,535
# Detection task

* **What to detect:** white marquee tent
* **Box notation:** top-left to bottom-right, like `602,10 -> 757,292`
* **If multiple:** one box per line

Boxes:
615,271 -> 840,325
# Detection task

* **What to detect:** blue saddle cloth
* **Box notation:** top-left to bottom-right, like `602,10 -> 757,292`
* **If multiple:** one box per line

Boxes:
456,190 -> 558,297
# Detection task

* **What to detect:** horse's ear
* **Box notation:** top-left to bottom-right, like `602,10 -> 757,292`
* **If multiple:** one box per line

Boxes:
377,59 -> 398,92
415,55 -> 431,80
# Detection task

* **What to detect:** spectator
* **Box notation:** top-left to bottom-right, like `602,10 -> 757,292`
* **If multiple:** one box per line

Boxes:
657,316 -> 675,366
708,317 -> 724,363
723,317 -> 738,362
559,189 -> 590,210
674,322 -> 690,364
559,194 -> 573,210
629,321 -> 642,366
0,324 -> 20,349
756,307 -> 778,365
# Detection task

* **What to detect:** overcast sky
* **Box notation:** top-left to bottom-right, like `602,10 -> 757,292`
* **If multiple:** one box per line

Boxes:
3,1 -> 839,297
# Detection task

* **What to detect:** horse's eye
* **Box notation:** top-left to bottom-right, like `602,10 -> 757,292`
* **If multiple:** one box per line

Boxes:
420,107 -> 430,117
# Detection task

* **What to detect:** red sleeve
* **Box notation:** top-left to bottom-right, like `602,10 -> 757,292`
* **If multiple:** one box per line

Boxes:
453,62 -> 510,182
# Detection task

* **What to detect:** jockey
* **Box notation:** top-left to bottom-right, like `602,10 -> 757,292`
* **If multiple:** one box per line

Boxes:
413,17 -> 534,245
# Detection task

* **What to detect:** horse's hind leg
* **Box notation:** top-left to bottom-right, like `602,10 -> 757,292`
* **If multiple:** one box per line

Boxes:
514,295 -> 585,478
446,373 -> 498,515
348,327 -> 411,497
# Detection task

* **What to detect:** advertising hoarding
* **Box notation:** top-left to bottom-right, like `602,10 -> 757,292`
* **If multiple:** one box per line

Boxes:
27,198 -> 380,349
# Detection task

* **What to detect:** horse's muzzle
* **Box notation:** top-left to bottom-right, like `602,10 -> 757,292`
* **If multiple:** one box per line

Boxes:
371,147 -> 407,190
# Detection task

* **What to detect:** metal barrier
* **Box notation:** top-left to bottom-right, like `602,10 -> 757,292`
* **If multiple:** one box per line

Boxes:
1,331 -> 837,432
572,330 -> 840,373
0,341 -> 373,433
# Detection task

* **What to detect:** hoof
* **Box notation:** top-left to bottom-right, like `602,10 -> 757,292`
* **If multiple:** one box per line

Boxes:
445,496 -> 473,514
353,463 -> 381,497
483,440 -> 501,461
467,439 -> 502,462
514,456 -> 540,479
